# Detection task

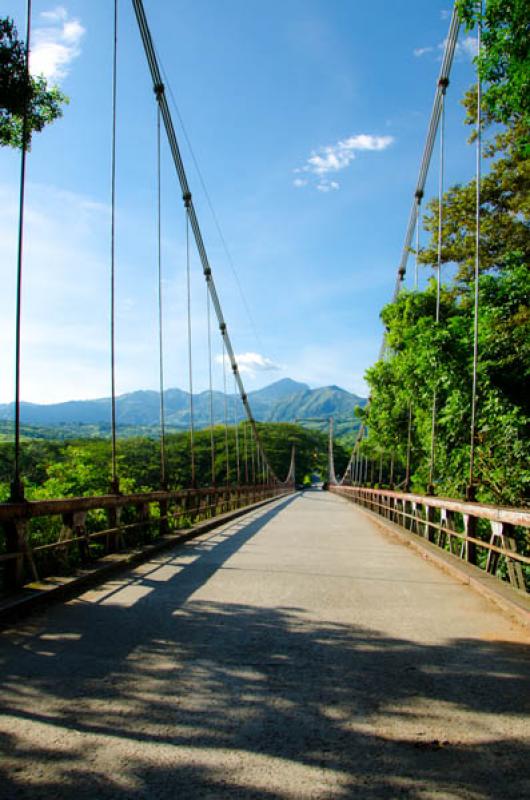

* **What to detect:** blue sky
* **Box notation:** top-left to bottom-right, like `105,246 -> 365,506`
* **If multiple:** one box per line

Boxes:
1,1 -> 478,404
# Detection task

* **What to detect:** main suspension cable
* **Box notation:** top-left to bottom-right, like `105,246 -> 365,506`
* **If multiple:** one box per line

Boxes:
132,0 -> 281,483
393,8 -> 459,296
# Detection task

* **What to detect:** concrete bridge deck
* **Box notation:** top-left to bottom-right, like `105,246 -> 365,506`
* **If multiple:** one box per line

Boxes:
1,490 -> 529,799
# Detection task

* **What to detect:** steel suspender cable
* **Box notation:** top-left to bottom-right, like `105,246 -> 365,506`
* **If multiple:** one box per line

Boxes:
405,401 -> 413,490
233,376 -> 240,485
185,201 -> 196,487
250,425 -> 256,484
243,417 -> 249,484
206,286 -> 215,485
469,10 -> 482,499
131,0 -> 281,483
12,0 -> 32,503
414,192 -> 422,290
110,0 -> 119,493
156,104 -> 167,487
222,339 -> 230,486
428,85 -> 446,493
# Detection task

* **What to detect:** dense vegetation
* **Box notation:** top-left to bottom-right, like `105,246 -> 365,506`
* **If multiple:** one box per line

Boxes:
0,423 -> 349,502
358,1 -> 529,506
0,16 -> 67,149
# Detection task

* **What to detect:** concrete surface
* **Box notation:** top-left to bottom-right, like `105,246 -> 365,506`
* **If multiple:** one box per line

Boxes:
0,490 -> 529,799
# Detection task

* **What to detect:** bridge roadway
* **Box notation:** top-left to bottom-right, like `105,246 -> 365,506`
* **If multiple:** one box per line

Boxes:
1,490 -> 529,799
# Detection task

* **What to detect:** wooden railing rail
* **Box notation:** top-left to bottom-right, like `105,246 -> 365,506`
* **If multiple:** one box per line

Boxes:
330,486 -> 530,594
0,484 -> 293,591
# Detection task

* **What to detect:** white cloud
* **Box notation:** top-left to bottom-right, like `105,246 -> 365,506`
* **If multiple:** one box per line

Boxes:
440,9 -> 451,21
31,7 -> 85,82
413,46 -> 434,57
294,133 -> 394,191
316,180 -> 339,193
458,35 -> 479,59
414,35 -> 478,61
40,7 -> 68,23
216,351 -> 281,377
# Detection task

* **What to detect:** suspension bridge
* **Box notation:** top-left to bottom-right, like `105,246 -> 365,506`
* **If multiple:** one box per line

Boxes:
1,2 -> 529,798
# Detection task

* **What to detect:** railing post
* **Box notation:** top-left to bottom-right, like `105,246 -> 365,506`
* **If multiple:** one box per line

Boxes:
425,504 -> 435,542
136,502 -> 151,543
487,521 -> 525,591
61,510 -> 88,562
4,518 -> 27,588
106,504 -> 123,552
158,497 -> 169,537
462,514 -> 477,564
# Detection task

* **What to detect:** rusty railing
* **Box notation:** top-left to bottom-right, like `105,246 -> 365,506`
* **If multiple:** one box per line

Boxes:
330,485 -> 530,594
0,484 -> 292,592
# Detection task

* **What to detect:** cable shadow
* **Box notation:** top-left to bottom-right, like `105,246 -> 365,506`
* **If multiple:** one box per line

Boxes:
0,494 -> 529,799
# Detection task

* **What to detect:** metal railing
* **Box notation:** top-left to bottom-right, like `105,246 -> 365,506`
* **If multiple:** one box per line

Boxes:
0,484 -> 292,592
330,486 -> 530,594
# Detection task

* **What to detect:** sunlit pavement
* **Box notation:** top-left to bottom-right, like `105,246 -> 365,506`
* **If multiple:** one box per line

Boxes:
1,491 -> 529,799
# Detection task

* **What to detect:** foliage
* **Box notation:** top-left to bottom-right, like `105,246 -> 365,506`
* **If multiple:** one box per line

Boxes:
361,11 -> 530,505
0,423 -> 349,502
360,266 -> 530,505
457,0 -> 529,155
418,121 -> 529,284
0,16 -> 67,149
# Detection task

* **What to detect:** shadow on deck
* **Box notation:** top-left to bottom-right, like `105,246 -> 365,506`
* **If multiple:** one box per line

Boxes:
0,493 -> 529,799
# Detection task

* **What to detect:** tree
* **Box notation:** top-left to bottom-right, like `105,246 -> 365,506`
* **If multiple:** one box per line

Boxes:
457,0 -> 530,151
361,3 -> 530,504
0,16 -> 67,149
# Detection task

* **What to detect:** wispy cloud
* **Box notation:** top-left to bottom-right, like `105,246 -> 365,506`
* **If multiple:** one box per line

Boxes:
413,46 -> 434,57
316,180 -> 339,193
458,35 -> 479,59
413,35 -> 478,61
30,7 -> 85,82
294,133 -> 394,192
440,9 -> 451,21
216,352 -> 281,378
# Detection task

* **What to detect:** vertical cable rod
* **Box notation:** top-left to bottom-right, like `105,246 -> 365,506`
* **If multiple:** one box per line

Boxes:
109,0 -> 119,493
468,9 -> 482,498
414,192 -> 422,290
222,339 -> 230,486
250,425 -> 256,483
243,415 -> 248,484
156,104 -> 166,487
233,375 -> 240,485
206,286 -> 215,485
405,402 -> 413,490
185,202 -> 196,486
12,0 -> 32,502
428,84 -> 446,492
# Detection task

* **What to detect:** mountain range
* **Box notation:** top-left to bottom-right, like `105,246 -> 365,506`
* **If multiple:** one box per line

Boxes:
0,379 -> 366,434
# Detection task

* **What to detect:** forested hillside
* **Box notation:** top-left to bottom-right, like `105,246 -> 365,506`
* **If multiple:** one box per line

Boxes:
0,423 -> 350,501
